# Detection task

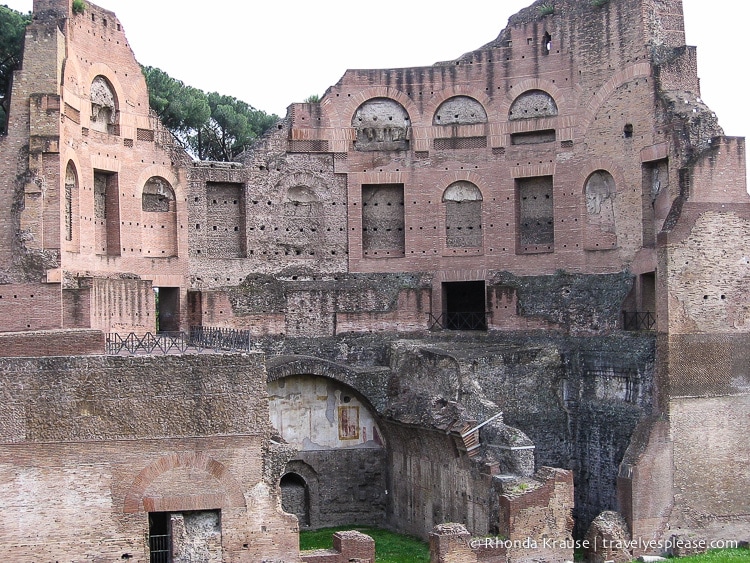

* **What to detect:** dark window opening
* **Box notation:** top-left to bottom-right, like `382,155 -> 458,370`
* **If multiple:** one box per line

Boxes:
442,281 -> 487,330
155,287 -> 180,333
624,123 -> 634,138
148,512 -> 171,563
542,32 -> 552,55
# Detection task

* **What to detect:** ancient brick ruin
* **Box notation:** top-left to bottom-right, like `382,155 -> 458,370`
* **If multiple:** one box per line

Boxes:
0,0 -> 748,561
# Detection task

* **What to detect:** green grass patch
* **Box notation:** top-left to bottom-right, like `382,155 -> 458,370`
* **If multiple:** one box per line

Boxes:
300,526 -> 430,563
657,548 -> 750,562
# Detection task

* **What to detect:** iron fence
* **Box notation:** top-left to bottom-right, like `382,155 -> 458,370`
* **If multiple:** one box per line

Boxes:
428,311 -> 488,331
106,326 -> 252,355
149,534 -> 170,563
622,311 -> 656,331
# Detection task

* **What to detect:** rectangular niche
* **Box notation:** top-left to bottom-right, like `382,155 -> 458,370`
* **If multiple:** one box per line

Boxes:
510,129 -> 556,145
93,170 -> 120,256
205,182 -> 246,258
516,176 -> 554,254
361,183 -> 405,258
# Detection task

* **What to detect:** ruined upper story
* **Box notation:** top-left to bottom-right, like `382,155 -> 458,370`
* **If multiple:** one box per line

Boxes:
222,0 -> 729,291
0,0 -> 746,338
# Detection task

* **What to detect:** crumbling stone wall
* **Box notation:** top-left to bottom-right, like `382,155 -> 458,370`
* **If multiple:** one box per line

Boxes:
384,422 -> 496,538
193,272 -> 431,337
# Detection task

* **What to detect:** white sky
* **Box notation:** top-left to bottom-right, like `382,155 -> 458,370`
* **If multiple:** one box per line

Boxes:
3,0 -> 748,174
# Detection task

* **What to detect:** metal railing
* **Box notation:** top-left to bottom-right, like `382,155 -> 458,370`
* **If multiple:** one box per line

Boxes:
149,533 -> 171,563
106,326 -> 252,355
622,311 -> 656,331
428,311 -> 488,331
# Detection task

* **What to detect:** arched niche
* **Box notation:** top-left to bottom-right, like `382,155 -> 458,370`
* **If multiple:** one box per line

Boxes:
280,472 -> 311,527
443,181 -> 483,248
142,176 -> 175,212
433,96 -> 488,125
509,90 -> 558,120
64,161 -> 78,245
584,170 -> 618,249
89,75 -> 118,133
352,98 -> 410,152
141,176 -> 177,257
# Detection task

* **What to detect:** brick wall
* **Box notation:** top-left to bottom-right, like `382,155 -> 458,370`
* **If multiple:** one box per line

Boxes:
0,353 -> 302,562
0,283 -> 63,331
0,328 -> 103,356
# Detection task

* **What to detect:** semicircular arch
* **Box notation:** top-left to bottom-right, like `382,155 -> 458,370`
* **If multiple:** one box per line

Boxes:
427,88 -> 493,124
499,79 -> 568,122
266,355 -> 388,415
326,86 -> 419,129
123,452 -> 246,513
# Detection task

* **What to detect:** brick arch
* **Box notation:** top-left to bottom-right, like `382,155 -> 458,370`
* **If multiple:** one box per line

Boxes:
425,87 -> 495,123
578,63 -> 652,136
266,355 -> 389,414
60,149 -> 84,185
122,451 -> 246,513
437,171 -> 487,196
575,159 -> 627,195
435,172 -> 487,247
135,165 -> 181,200
84,63 -> 126,109
280,459 -> 319,527
325,86 -> 419,129
499,78 -> 568,121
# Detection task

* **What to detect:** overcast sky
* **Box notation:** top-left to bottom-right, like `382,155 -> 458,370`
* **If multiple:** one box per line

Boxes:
3,0 -> 748,164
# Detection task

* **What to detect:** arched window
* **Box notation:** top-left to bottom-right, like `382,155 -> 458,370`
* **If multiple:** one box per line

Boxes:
352,98 -> 410,152
142,177 -> 177,257
509,90 -> 558,120
89,76 -> 117,133
64,161 -> 78,244
433,96 -> 488,125
443,181 -> 483,248
584,170 -> 617,249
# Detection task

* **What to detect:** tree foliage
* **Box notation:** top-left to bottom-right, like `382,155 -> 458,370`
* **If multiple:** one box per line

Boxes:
0,6 -> 32,132
142,66 -> 278,161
